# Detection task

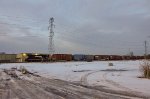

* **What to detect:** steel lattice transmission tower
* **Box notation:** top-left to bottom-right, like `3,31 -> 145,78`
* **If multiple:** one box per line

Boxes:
48,17 -> 55,56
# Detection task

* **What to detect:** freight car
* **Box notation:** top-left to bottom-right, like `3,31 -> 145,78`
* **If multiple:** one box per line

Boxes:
130,56 -> 137,60
94,55 -> 110,61
85,55 -> 94,62
122,56 -> 133,60
17,53 -> 49,62
136,56 -> 144,60
73,54 -> 86,61
51,54 -> 72,61
109,55 -> 123,60
0,53 -> 16,63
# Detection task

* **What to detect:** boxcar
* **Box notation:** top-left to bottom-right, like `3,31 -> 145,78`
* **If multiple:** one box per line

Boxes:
109,55 -> 123,60
85,55 -> 94,62
94,55 -> 110,61
0,54 -> 17,63
51,54 -> 72,61
136,56 -> 144,60
73,54 -> 86,61
122,56 -> 131,60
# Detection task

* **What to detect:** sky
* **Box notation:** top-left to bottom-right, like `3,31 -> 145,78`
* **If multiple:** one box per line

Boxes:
0,0 -> 150,55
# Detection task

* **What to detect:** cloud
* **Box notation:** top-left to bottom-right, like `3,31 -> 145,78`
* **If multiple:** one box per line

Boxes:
0,0 -> 150,55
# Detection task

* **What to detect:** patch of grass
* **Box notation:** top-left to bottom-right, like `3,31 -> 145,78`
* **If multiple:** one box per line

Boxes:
140,60 -> 150,79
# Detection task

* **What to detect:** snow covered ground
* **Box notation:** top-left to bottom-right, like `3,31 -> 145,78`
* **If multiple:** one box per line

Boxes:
0,60 -> 150,96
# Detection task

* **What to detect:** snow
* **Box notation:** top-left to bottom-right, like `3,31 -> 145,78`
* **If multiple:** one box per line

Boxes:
0,60 -> 150,96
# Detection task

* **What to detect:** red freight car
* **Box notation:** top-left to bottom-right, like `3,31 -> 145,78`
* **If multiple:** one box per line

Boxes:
51,54 -> 72,61
109,55 -> 123,60
136,56 -> 144,60
122,56 -> 131,60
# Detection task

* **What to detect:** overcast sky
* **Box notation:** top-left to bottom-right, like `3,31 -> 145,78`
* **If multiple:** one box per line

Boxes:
0,0 -> 150,55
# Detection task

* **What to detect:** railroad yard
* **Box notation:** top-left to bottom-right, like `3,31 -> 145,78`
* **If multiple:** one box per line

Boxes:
1,0 -> 150,99
0,60 -> 150,99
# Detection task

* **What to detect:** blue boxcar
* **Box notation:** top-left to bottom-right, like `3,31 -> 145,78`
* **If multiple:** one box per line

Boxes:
73,54 -> 86,61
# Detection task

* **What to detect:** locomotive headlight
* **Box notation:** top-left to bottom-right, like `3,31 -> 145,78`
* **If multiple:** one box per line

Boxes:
23,53 -> 26,56
35,53 -> 38,55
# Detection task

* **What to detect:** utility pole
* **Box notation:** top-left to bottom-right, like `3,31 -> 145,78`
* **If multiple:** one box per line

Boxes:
144,40 -> 147,59
48,17 -> 55,60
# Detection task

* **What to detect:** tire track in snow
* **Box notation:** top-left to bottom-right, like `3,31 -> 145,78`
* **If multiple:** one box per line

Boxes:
80,70 -> 101,85
0,68 -> 147,99
80,70 -> 145,99
103,72 -> 131,91
80,70 -> 133,91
